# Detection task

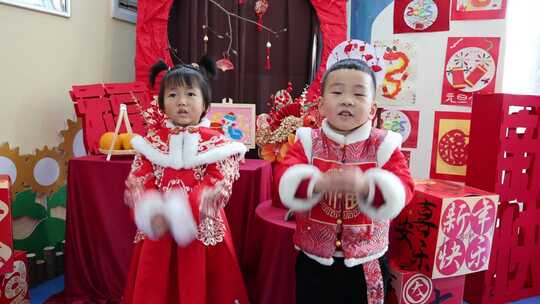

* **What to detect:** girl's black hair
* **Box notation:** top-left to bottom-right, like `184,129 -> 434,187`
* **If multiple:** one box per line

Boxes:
149,56 -> 217,119
321,58 -> 377,94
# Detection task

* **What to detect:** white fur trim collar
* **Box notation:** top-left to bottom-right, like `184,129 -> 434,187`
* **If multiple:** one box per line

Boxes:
322,119 -> 372,145
131,132 -> 247,169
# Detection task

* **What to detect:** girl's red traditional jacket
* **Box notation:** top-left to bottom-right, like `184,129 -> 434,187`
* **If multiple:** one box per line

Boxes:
275,119 -> 414,267
122,119 -> 249,304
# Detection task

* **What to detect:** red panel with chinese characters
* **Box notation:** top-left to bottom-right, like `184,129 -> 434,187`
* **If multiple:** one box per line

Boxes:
389,179 -> 498,279
69,82 -> 151,154
0,250 -> 29,304
0,176 -> 13,276
465,93 -> 540,303
387,261 -> 465,304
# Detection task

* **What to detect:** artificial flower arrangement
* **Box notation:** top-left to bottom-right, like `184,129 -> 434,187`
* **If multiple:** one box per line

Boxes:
255,83 -> 320,163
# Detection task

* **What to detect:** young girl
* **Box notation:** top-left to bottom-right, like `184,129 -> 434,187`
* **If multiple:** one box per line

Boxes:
123,58 -> 249,303
275,58 -> 415,304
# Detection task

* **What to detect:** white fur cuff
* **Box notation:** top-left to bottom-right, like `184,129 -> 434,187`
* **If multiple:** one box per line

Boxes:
134,190 -> 165,240
162,191 -> 197,246
279,164 -> 323,211
357,168 -> 406,220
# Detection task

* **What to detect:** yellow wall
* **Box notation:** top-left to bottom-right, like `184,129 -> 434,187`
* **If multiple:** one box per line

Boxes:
0,1 -> 136,154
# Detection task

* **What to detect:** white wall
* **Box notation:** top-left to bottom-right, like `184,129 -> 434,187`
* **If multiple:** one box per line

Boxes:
0,1 -> 136,154
371,3 -> 507,179
502,0 -> 540,95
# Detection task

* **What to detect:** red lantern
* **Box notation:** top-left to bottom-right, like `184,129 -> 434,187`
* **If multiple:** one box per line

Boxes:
216,55 -> 235,72
265,41 -> 271,70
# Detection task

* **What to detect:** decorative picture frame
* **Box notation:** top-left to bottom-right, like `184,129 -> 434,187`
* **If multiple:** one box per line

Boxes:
0,0 -> 70,17
111,0 -> 137,24
430,111 -> 471,182
206,99 -> 257,149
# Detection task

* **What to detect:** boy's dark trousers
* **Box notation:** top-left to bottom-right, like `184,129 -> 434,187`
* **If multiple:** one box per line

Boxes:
295,252 -> 390,304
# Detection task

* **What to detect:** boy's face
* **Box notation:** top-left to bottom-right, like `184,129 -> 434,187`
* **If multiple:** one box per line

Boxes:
164,85 -> 205,127
319,69 -> 377,133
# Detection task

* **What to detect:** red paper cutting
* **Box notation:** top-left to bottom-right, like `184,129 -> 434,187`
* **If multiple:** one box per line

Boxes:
430,112 -> 471,182
464,93 -> 540,304
452,0 -> 507,20
441,37 -> 500,106
69,82 -> 151,154
0,176 -> 13,277
394,0 -> 450,34
0,250 -> 29,303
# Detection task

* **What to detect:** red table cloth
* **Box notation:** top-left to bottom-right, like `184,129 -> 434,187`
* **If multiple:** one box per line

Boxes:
252,200 -> 297,304
59,155 -> 272,303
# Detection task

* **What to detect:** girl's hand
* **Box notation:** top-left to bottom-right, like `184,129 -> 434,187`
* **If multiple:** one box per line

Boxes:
151,214 -> 169,239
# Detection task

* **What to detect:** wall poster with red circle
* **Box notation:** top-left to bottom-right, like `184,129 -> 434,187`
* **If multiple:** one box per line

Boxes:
430,111 -> 471,182
394,0 -> 450,34
441,37 -> 500,106
451,0 -> 507,20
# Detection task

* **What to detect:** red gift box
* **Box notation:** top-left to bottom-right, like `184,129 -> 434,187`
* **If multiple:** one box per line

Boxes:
389,179 -> 498,279
0,175 -> 13,276
388,260 -> 465,304
0,250 -> 29,304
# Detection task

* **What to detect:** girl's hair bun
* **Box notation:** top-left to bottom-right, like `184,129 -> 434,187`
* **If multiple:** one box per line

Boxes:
198,55 -> 217,80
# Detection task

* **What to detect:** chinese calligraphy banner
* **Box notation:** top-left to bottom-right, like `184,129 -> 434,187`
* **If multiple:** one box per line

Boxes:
430,112 -> 470,182
441,37 -> 500,106
0,176 -> 13,276
388,261 -> 465,304
380,109 -> 420,148
394,0 -> 450,33
374,40 -> 417,106
451,0 -> 507,20
389,179 -> 498,279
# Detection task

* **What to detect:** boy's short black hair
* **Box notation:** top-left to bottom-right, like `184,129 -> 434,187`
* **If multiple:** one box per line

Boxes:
321,58 -> 377,94
149,57 -> 216,119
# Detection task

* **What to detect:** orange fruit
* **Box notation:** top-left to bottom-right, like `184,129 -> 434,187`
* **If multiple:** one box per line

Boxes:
119,133 -> 135,150
99,132 -> 122,150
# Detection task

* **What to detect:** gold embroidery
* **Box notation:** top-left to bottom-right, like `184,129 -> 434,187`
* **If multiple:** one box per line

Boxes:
133,230 -> 145,243
196,215 -> 226,246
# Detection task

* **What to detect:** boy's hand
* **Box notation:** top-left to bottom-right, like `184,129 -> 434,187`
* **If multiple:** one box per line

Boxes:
314,167 -> 369,196
151,214 -> 169,239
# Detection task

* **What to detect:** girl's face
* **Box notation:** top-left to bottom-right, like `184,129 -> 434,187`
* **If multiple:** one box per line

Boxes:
319,69 -> 377,133
163,84 -> 206,127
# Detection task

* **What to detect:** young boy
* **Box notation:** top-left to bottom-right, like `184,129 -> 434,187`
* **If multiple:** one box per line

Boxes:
275,58 -> 414,304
